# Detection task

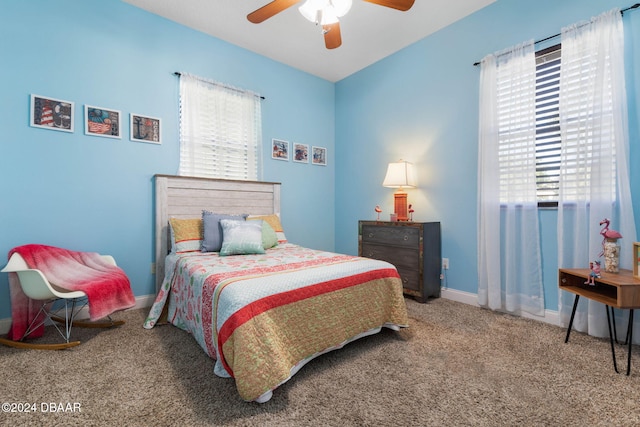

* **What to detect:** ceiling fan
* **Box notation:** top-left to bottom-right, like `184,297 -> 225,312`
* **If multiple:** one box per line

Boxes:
247,0 -> 415,49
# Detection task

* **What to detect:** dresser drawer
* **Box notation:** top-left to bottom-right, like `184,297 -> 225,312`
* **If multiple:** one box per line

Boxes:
360,243 -> 418,270
361,224 -> 420,248
396,266 -> 421,293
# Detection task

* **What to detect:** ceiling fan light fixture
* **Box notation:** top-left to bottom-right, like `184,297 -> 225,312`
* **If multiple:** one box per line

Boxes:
299,0 -> 352,24
331,0 -> 353,17
320,9 -> 339,25
299,0 -> 328,22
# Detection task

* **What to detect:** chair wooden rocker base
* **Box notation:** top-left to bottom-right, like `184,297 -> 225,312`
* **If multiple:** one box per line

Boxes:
0,252 -> 126,350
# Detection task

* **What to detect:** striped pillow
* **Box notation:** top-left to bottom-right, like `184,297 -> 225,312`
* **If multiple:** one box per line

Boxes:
169,218 -> 203,254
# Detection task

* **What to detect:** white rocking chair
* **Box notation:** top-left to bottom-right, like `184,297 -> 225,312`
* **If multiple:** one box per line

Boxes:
0,252 -> 125,350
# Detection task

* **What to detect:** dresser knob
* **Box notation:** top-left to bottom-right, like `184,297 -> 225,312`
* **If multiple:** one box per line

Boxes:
403,235 -> 409,241
368,233 -> 374,238
402,277 -> 409,284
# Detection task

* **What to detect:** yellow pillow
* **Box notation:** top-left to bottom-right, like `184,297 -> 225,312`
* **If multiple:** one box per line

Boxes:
169,218 -> 203,253
248,214 -> 287,243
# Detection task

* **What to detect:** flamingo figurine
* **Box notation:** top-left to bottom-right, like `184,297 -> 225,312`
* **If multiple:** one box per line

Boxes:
600,218 -> 622,239
374,205 -> 382,221
599,218 -> 622,257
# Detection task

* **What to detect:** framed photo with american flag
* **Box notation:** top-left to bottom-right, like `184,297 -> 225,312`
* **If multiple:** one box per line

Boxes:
30,94 -> 74,132
84,105 -> 121,139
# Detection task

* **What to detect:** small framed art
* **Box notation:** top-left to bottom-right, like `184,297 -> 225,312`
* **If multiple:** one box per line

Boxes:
312,146 -> 327,166
293,143 -> 309,163
130,113 -> 161,144
633,242 -> 640,279
85,105 -> 121,139
272,139 -> 289,161
30,94 -> 74,132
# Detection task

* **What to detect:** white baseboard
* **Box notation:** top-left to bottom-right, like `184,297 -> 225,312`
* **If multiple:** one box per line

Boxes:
0,318 -> 11,336
0,294 -> 156,335
440,287 -> 560,327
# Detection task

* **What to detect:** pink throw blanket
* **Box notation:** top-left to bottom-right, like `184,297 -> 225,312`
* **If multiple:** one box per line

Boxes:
6,244 -> 135,341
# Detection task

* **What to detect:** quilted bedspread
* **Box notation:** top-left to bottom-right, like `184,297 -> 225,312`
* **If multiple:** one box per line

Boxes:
144,243 -> 408,402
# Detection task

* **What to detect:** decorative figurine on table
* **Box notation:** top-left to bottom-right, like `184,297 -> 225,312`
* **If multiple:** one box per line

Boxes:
599,218 -> 622,273
599,218 -> 622,255
374,205 -> 382,221
585,260 -> 601,285
408,204 -> 414,222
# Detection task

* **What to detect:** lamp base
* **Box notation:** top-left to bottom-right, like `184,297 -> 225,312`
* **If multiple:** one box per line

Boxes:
393,191 -> 409,221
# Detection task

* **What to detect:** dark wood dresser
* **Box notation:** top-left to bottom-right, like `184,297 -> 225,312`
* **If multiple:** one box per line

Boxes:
358,220 -> 441,303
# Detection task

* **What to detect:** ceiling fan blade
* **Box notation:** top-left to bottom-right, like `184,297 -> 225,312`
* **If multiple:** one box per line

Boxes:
247,0 -> 302,24
323,22 -> 342,49
363,0 -> 415,11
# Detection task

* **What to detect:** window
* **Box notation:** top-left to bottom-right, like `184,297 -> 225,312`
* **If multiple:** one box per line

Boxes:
178,73 -> 262,180
534,45 -> 561,206
497,42 -> 617,207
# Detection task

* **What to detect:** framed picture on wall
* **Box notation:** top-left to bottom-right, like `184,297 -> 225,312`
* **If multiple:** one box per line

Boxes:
312,146 -> 327,166
30,94 -> 74,132
84,105 -> 121,139
293,143 -> 309,163
130,113 -> 161,144
272,139 -> 289,161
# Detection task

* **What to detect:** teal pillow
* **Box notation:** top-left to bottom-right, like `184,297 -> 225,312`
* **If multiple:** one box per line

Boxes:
219,219 -> 266,256
255,219 -> 278,249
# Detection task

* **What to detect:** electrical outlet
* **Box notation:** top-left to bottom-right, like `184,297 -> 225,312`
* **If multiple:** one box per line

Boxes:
442,258 -> 449,270
150,262 -> 156,274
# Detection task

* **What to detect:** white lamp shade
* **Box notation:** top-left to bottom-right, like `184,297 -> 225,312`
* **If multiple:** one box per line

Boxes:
331,0 -> 353,17
299,0 -> 327,22
320,8 -> 339,25
382,160 -> 417,188
299,0 -> 352,23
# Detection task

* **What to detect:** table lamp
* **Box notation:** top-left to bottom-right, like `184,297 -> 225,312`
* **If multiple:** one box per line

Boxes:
382,160 -> 417,221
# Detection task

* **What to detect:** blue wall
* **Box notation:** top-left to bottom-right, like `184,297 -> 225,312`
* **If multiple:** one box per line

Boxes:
0,0 -> 335,318
335,0 -> 640,312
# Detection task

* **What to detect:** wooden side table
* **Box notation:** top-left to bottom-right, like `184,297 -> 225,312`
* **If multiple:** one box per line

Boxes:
559,268 -> 640,375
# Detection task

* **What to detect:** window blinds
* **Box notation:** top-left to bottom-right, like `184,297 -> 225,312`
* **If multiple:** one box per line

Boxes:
178,73 -> 262,180
534,46 -> 561,203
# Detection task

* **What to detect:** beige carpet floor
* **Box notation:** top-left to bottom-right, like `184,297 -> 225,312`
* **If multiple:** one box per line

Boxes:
1,298 -> 640,426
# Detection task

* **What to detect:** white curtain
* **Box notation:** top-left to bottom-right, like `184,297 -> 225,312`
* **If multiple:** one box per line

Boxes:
478,41 -> 545,317
557,9 -> 638,342
178,73 -> 262,180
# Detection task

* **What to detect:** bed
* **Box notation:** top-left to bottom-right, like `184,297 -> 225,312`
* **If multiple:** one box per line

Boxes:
144,175 -> 408,403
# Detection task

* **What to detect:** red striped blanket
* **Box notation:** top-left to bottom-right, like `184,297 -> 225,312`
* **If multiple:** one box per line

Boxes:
144,244 -> 408,402
6,244 -> 135,340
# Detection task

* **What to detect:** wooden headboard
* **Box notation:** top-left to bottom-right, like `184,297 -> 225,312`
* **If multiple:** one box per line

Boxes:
154,174 -> 281,291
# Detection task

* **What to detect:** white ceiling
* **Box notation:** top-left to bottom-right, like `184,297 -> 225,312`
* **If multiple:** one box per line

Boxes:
123,0 -> 496,82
